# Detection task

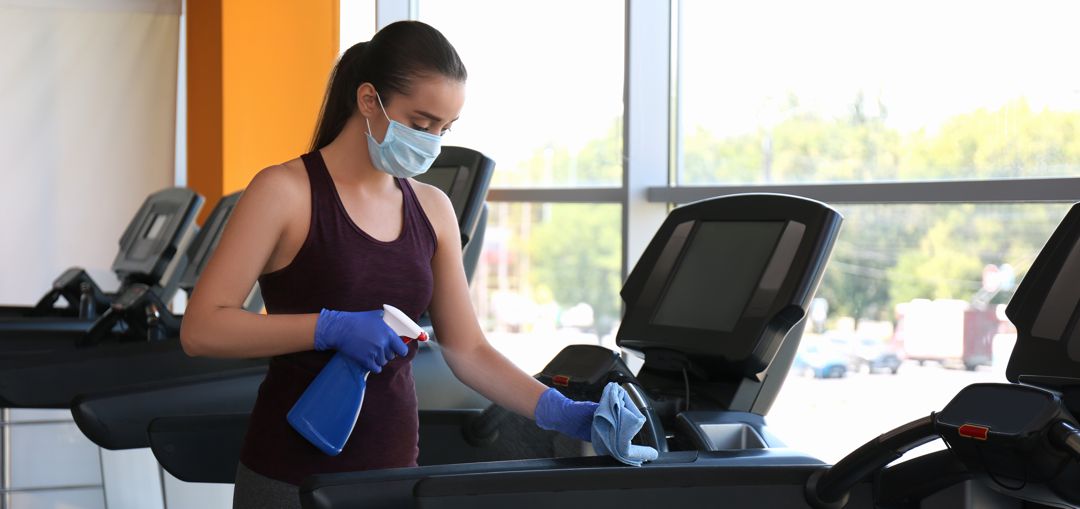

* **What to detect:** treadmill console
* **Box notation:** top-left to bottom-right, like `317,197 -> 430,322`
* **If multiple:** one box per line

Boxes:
1006,202 -> 1080,389
536,345 -> 635,402
413,146 -> 495,247
178,192 -> 242,293
415,165 -> 471,223
617,194 -> 842,380
111,187 -> 203,288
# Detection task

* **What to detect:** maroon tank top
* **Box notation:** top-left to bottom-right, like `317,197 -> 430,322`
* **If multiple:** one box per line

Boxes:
239,150 -> 437,485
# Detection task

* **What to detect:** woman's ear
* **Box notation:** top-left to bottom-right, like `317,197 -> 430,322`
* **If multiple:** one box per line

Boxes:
356,82 -> 378,119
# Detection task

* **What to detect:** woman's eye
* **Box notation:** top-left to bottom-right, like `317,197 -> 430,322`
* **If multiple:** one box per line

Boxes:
411,124 -> 431,133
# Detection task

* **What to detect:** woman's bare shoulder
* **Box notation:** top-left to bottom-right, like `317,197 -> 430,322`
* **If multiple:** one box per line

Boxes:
247,157 -> 308,197
409,178 -> 457,241
409,179 -> 455,216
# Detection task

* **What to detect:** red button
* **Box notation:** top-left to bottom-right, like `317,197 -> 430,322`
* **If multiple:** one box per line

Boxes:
552,375 -> 570,387
958,424 -> 990,441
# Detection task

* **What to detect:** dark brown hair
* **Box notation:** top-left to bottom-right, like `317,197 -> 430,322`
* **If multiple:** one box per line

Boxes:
310,21 -> 467,151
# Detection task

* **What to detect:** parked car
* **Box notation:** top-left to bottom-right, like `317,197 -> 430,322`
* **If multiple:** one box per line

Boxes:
849,336 -> 902,374
793,339 -> 849,379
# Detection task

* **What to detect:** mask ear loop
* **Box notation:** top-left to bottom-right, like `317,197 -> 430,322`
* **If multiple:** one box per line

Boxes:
374,91 -> 392,122
364,89 -> 393,138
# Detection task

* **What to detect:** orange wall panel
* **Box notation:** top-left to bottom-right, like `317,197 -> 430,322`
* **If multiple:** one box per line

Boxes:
188,1 -> 339,217
221,0 -> 340,194
187,0 -> 224,219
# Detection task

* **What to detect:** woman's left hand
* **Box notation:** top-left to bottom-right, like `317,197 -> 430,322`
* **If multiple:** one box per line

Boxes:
533,387 -> 599,442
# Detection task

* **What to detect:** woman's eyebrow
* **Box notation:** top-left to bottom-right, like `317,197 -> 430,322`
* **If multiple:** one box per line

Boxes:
414,110 -> 459,123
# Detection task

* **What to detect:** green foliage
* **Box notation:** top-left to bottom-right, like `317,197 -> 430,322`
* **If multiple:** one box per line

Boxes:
497,121 -> 624,335
499,121 -> 623,187
514,96 -> 1077,329
903,100 -> 1080,180
528,203 -> 622,334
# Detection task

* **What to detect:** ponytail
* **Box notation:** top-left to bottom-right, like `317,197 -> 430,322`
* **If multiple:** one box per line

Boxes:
309,21 -> 467,151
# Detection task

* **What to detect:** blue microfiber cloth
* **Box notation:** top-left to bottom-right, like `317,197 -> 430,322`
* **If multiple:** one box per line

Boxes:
591,382 -> 659,466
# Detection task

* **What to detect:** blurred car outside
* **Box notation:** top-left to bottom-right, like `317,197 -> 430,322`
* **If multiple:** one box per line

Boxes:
793,335 -> 850,379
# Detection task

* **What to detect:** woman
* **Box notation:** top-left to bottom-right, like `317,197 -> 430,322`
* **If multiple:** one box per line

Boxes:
180,21 -> 599,508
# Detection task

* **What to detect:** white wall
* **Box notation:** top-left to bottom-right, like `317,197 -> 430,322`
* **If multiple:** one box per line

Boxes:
0,2 -> 181,507
0,0 -> 181,302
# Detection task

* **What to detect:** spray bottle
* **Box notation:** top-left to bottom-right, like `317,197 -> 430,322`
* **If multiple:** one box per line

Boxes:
288,304 -> 428,456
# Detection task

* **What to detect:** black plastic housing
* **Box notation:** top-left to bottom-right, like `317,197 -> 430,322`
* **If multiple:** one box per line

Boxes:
536,344 -> 637,402
111,187 -> 203,287
936,383 -> 1080,507
1006,202 -> 1080,386
413,146 -> 495,248
178,192 -> 242,292
617,193 -> 842,381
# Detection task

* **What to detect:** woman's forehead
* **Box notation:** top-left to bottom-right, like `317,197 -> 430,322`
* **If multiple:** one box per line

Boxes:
393,76 -> 465,118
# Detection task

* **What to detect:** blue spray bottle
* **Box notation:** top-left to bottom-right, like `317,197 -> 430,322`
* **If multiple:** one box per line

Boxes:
287,304 -> 427,456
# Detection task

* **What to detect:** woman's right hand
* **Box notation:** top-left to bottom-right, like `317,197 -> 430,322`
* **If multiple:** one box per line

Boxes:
313,309 -> 409,373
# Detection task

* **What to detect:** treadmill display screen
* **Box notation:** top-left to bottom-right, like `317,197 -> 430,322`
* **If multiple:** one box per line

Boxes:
144,214 -> 169,239
651,221 -> 785,332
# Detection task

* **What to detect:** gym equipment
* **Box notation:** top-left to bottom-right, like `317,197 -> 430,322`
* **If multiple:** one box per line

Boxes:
299,192 -> 845,508
296,199 -> 1080,509
71,147 -> 495,461
804,201 -> 1080,509
0,192 -> 261,409
0,187 -> 204,346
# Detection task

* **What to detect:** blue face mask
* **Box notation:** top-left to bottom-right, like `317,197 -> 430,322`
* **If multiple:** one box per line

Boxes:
365,92 -> 442,178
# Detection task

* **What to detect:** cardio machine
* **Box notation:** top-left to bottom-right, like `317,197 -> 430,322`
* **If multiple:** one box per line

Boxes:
69,147 -> 495,473
0,192 -> 266,409
297,192 -> 844,508
133,192 -> 839,489
298,195 -> 1080,509
0,187 -> 203,338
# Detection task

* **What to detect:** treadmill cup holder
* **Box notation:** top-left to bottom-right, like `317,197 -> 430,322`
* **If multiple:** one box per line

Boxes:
696,423 -> 767,450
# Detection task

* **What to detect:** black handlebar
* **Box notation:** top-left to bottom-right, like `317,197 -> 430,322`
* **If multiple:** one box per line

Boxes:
462,404 -> 511,447
1051,420 -> 1080,461
621,382 -> 667,453
805,414 -> 938,509
461,383 -> 668,452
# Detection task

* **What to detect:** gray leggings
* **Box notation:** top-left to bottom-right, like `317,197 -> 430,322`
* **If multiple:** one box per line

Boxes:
233,462 -> 301,509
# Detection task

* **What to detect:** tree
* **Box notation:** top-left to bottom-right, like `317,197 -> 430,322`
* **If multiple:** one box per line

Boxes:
528,203 -> 622,335
497,96 -> 1079,333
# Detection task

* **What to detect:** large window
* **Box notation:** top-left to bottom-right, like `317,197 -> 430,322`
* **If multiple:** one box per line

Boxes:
419,1 -> 626,375
469,203 -> 623,375
420,0 -> 625,187
769,203 -> 1067,462
670,0 -> 1080,462
385,0 -> 1080,466
677,0 -> 1080,185
339,0 -> 376,53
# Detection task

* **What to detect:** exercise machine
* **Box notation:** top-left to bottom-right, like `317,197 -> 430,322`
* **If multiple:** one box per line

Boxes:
69,147 -> 496,469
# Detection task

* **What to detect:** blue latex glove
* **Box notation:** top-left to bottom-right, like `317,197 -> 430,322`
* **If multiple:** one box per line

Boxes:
592,382 -> 659,466
313,309 -> 409,374
533,387 -> 599,442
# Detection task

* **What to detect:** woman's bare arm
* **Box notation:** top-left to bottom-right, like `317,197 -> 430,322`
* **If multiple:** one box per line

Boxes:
416,184 -> 549,418
180,165 -> 318,358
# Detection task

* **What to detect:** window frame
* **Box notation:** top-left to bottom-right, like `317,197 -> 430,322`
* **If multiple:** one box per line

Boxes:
384,0 -> 1080,283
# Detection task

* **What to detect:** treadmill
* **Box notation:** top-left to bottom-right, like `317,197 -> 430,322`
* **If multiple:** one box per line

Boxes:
139,193 -> 840,491
307,198 -> 1080,508
70,147 -> 495,463
293,193 -> 844,508
0,187 -> 204,342
0,192 -> 267,409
